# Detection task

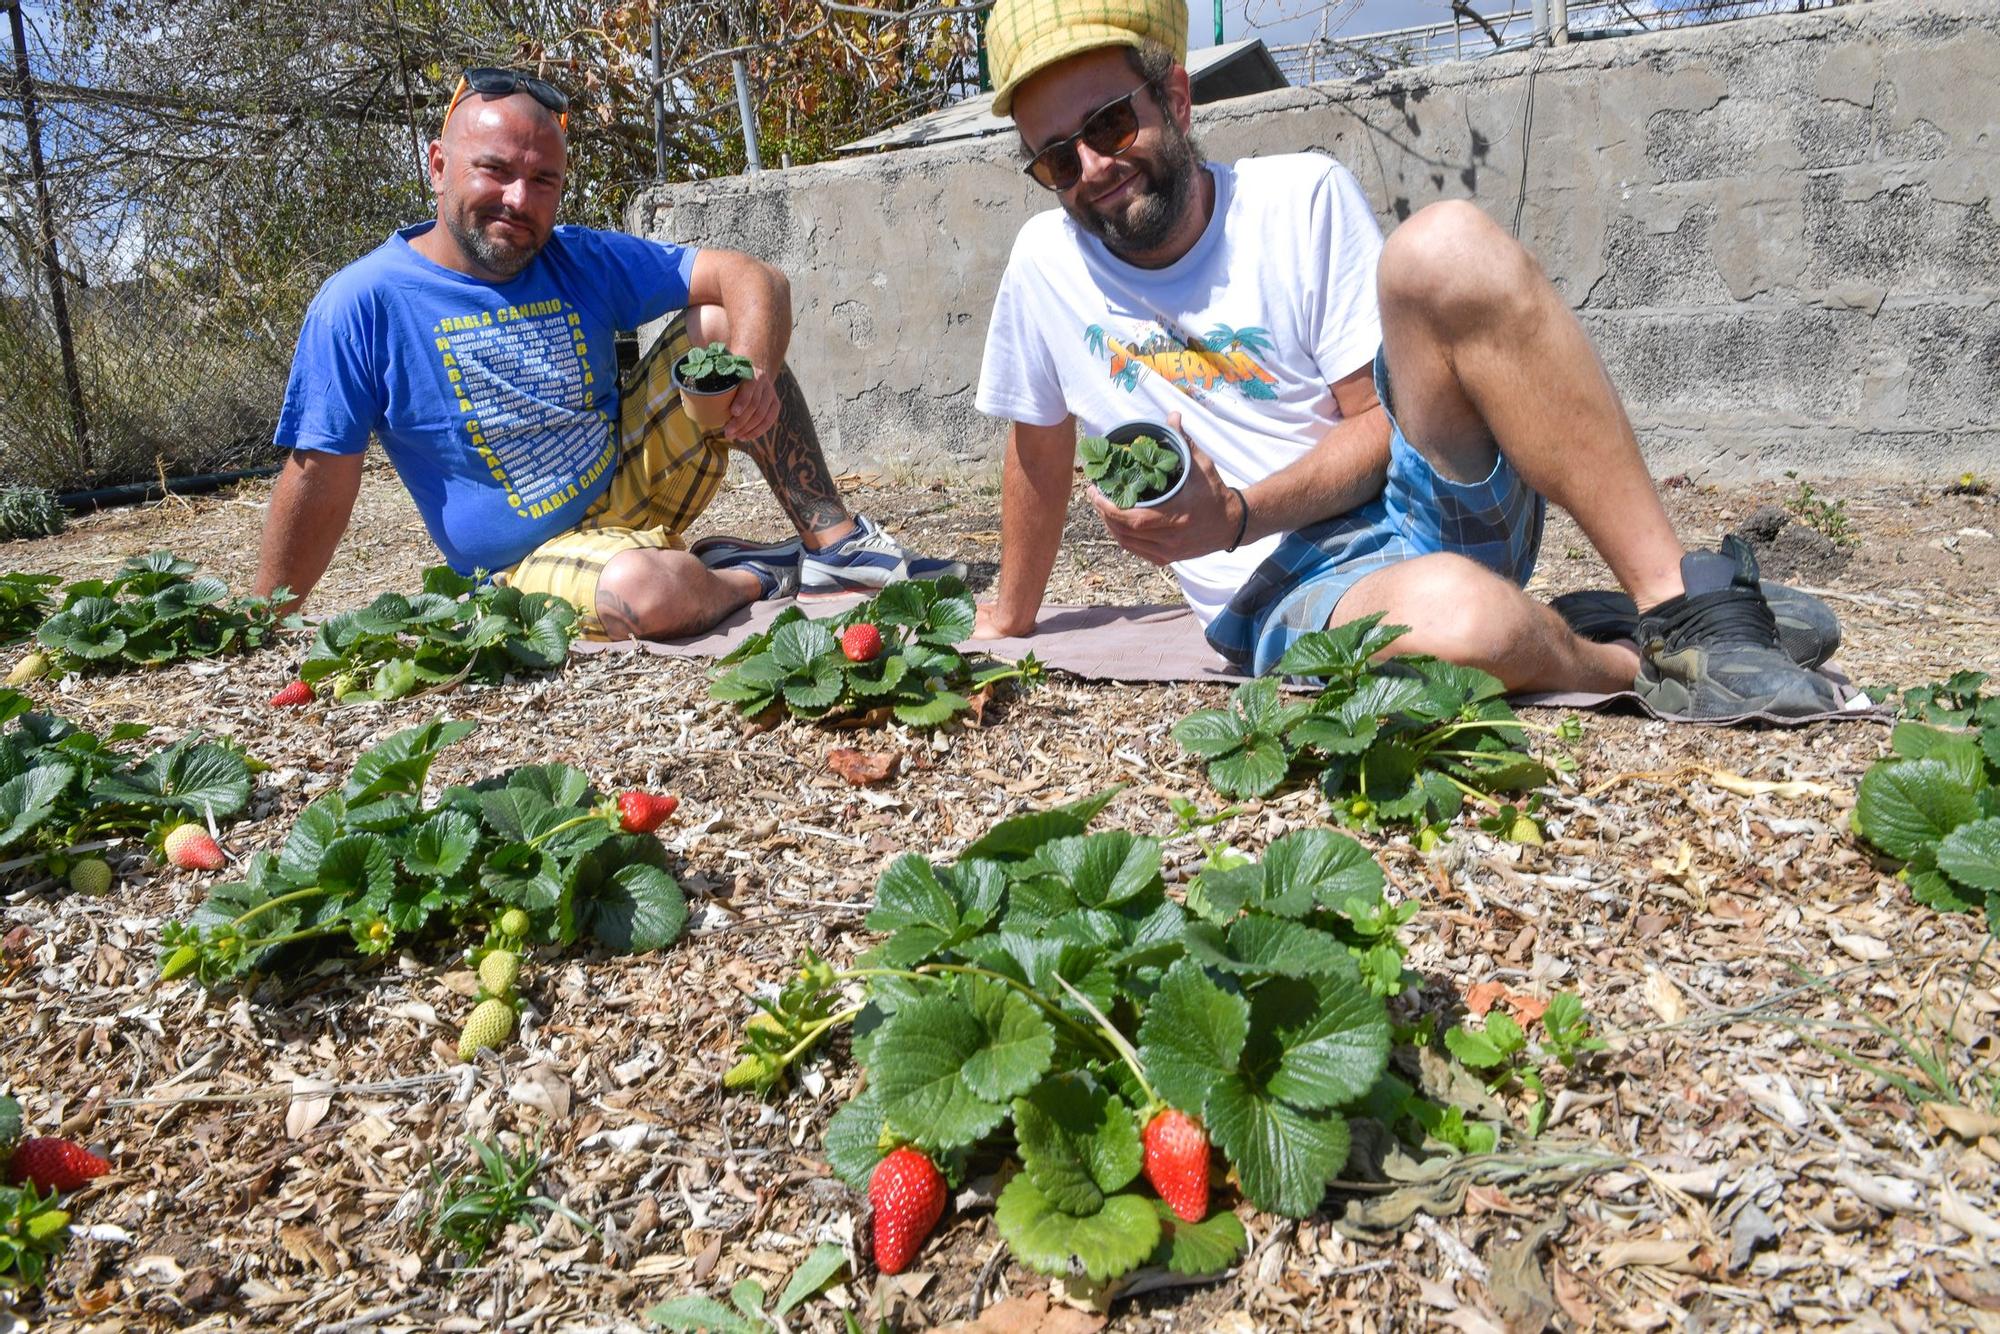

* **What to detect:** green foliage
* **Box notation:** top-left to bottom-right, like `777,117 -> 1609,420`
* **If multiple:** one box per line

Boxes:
0,689 -> 254,882
1782,470 -> 1856,547
419,1134 -> 592,1265
1852,685 -> 2000,934
1445,992 -> 1607,1137
647,1244 -> 850,1332
31,552 -> 291,676
0,488 -> 64,541
710,578 -> 1039,729
1,574 -> 59,646
302,567 -> 577,703
0,1180 -> 71,1292
156,720 -> 687,986
1876,670 -> 1999,729
677,341 -> 756,390
731,795 -> 1429,1286
1079,433 -> 1183,509
1174,614 -> 1574,839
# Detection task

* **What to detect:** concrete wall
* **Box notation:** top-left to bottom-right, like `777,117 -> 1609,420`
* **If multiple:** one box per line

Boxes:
631,0 -> 2000,480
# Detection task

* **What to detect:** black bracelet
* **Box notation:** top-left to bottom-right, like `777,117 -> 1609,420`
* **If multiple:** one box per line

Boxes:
1216,488 -> 1248,556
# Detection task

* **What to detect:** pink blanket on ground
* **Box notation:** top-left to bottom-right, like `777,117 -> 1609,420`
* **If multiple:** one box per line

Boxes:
570,599 -> 1883,725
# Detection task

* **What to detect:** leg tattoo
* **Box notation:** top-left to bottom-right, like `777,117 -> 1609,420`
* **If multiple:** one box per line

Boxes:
596,586 -> 643,641
737,369 -> 851,536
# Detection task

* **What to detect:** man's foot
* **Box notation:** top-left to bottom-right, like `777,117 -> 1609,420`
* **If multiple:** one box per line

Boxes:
798,513 -> 968,598
694,535 -> 801,600
1630,536 -> 1843,718
1552,581 -> 1839,668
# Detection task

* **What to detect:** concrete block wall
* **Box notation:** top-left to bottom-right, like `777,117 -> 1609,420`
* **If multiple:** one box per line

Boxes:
631,0 -> 1999,480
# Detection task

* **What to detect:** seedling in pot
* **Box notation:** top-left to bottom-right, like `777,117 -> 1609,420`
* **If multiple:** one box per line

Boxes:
673,341 -> 756,433
1080,425 -> 1188,509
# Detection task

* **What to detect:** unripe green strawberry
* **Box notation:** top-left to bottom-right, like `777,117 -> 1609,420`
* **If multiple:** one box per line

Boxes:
868,1146 -> 946,1275
478,949 -> 521,996
496,908 -> 531,939
67,857 -> 113,896
158,943 -> 200,980
458,997 -> 515,1060
1142,1108 -> 1210,1223
6,651 -> 49,686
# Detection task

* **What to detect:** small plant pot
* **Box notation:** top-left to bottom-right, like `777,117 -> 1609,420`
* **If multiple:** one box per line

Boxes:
671,354 -> 743,433
1105,420 -> 1191,509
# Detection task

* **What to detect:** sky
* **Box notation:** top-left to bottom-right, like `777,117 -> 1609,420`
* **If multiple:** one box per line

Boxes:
1204,0 -> 1447,50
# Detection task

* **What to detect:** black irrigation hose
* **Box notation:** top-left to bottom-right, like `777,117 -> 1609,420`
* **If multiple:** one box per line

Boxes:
55,463 -> 282,513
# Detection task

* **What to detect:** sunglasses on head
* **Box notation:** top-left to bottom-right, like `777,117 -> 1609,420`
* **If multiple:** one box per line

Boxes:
1023,81 -> 1158,192
443,66 -> 570,134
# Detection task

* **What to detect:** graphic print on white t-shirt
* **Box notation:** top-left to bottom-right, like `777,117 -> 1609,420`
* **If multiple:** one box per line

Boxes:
976,153 -> 1388,628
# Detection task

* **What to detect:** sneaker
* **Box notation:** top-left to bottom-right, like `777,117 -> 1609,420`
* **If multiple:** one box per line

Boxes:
695,535 -> 801,600
1630,536 -> 1843,718
798,513 -> 968,598
1553,581 -> 1839,668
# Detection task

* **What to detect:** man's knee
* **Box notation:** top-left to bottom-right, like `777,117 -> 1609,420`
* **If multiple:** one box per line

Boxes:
1343,554 -> 1528,666
595,548 -> 706,637
1378,201 -> 1541,331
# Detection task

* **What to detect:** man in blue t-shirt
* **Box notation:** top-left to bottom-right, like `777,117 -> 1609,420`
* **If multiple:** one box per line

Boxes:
254,68 -> 962,640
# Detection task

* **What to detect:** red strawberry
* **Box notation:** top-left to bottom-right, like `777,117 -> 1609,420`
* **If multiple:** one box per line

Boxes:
840,623 -> 884,664
6,1137 -> 111,1193
162,824 -> 225,871
1143,1108 -> 1210,1223
269,679 -> 313,708
868,1146 -> 945,1274
616,791 -> 679,834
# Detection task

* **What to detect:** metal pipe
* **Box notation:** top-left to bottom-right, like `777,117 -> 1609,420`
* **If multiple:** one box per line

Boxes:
1530,0 -> 1550,45
650,11 -> 667,178
731,56 -> 761,174
5,0 -> 93,479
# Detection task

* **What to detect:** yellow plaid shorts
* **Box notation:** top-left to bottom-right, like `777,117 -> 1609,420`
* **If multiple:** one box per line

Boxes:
500,314 -> 730,638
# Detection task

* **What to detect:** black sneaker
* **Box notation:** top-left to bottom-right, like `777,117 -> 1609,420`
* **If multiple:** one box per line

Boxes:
1630,537 -> 1843,718
1553,581 -> 1839,668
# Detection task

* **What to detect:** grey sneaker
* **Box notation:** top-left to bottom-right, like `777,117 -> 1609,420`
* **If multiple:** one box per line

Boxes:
1631,537 -> 1843,718
694,535 -> 801,600
798,513 -> 968,598
1553,582 -> 1839,668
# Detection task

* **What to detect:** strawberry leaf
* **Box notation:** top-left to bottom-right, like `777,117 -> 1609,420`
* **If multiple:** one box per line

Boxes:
865,855 -> 1001,967
574,861 -> 687,952
400,812 -> 480,878
958,978 -> 1057,1104
0,764 -> 72,852
1012,1074 -> 1142,1214
1204,1073 -> 1352,1218
1855,758 -> 1979,861
1136,960 -> 1249,1115
892,690 -> 969,728
1260,968 -> 1393,1110
1936,817 -> 2000,892
823,1085 -> 889,1189
1026,831 -> 1161,909
1148,1198 -> 1248,1276
1183,915 -> 1345,978
994,1174 -> 1161,1282
868,992 -> 1012,1151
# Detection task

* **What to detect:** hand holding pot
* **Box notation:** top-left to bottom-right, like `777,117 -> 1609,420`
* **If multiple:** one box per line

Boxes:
723,367 -> 782,442
1088,414 -> 1245,566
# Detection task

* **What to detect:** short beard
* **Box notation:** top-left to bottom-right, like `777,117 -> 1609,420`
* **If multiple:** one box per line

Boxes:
445,211 -> 540,279
1068,121 -> 1204,258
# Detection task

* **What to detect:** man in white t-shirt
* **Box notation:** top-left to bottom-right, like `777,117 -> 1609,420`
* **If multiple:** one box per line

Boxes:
970,0 -> 1841,719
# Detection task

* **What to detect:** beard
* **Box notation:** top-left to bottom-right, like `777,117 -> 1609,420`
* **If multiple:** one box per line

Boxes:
444,208 -> 543,279
1065,120 -> 1204,258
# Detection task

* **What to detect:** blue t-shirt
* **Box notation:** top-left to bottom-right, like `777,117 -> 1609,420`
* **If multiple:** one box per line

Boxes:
276,223 -> 698,574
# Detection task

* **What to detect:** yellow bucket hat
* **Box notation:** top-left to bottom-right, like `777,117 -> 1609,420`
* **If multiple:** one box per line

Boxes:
987,0 -> 1190,117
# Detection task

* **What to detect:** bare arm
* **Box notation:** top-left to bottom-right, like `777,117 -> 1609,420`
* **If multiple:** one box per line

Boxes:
254,450 -> 363,612
686,247 -> 792,440
974,417 -> 1077,638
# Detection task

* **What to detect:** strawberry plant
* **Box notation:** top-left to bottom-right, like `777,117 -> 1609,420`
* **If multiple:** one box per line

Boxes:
156,719 -> 688,988
1445,991 -> 1606,1136
710,577 -> 1041,729
0,573 -> 57,647
1080,433 -> 1183,509
0,1097 -> 78,1293
1851,685 -> 2000,934
0,688 -> 256,886
675,341 -> 755,391
648,1244 -> 851,1333
26,552 -> 292,678
728,792 -> 1426,1285
300,566 -> 577,704
1174,613 -> 1579,841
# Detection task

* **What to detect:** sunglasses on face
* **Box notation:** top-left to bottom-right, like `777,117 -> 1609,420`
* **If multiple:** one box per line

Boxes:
1023,82 -> 1158,192
443,66 -> 570,135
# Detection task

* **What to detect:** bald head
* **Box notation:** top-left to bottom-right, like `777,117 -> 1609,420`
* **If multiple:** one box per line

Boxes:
419,92 -> 567,281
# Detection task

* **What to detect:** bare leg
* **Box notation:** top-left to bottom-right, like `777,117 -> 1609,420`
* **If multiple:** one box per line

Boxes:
1376,202 -> 1686,610
1336,553 -> 1638,695
594,548 -> 762,640
686,305 -> 857,550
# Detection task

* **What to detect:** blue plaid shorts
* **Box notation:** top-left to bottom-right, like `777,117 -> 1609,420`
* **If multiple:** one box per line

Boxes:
1204,346 -> 1546,676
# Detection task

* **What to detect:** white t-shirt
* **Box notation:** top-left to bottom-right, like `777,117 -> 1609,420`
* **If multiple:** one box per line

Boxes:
976,153 -> 1385,626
